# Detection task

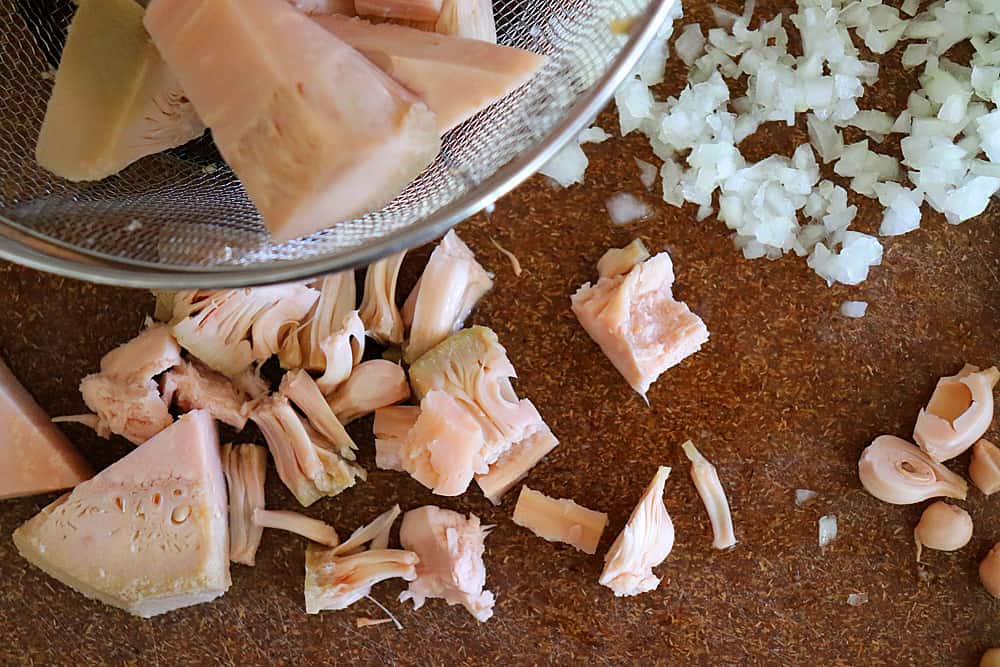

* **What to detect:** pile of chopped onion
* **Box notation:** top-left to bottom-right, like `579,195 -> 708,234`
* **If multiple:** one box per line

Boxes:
548,0 -> 1000,286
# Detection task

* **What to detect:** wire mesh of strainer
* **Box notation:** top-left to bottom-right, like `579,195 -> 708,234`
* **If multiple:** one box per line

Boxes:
0,0 -> 675,288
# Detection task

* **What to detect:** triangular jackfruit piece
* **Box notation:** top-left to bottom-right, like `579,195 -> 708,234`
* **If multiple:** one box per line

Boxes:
0,358 -> 92,500
35,0 -> 205,181
144,0 -> 440,241
12,410 -> 230,618
312,15 -> 545,131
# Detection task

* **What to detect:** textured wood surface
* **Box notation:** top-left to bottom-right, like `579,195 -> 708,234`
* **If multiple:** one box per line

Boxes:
2,6 -> 1000,665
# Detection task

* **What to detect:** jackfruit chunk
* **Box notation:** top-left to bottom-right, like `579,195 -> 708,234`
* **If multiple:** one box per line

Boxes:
12,411 -> 230,618
312,16 -> 543,131
408,326 -> 557,503
144,0 -> 441,241
0,356 -> 92,500
36,0 -> 204,181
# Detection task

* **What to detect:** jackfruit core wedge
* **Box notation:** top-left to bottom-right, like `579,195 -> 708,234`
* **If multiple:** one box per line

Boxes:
36,0 -> 205,182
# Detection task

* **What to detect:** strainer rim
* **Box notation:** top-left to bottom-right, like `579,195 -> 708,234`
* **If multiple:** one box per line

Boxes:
0,0 -> 677,289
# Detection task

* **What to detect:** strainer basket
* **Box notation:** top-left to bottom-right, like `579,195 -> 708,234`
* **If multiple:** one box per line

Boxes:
0,0 -> 675,288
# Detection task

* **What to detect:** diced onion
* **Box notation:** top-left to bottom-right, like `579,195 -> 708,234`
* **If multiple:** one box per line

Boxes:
840,300 -> 868,318
818,514 -> 838,549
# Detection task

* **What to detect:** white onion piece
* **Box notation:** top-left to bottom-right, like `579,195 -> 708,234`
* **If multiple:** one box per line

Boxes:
795,489 -> 818,507
818,514 -> 838,549
634,157 -> 658,190
605,193 -> 651,225
846,592 -> 869,606
840,300 -> 868,318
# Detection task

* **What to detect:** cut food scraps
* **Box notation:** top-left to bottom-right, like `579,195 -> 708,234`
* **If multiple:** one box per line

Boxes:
913,364 -> 999,462
681,441 -> 736,550
408,326 -> 558,502
70,322 -> 181,444
222,443 -> 268,566
512,486 -> 608,555
398,505 -> 495,622
402,230 -> 493,363
572,242 -> 708,398
858,434 -> 968,504
600,466 -> 674,597
8,227 -> 561,623
305,505 -> 418,613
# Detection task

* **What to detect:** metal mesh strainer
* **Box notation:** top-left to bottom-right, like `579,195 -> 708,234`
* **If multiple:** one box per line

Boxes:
0,0 -> 675,288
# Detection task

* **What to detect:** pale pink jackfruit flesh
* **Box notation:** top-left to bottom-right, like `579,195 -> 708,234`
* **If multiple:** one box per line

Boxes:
336,504 -> 402,555
144,0 -> 441,242
306,547 -> 418,613
401,275 -> 421,328
249,395 -> 363,507
280,272 -> 356,372
914,365 -> 999,462
232,365 -> 271,400
253,508 -> 340,547
512,486 -> 608,555
600,466 -> 674,597
403,231 -> 493,363
249,287 -> 323,363
72,322 -> 182,444
221,443 -> 267,566
981,543 -> 1000,598
355,0 -> 443,21
409,326 -> 555,468
315,311 -> 366,395
572,250 -> 709,398
78,374 -> 173,445
970,439 -> 1000,495
100,322 -> 182,381
681,441 -> 736,550
858,435 -> 968,505
305,505 -> 418,613
476,428 -> 558,504
373,405 -> 421,470
12,411 -> 230,618
596,239 -> 651,279
0,357 -> 92,500
327,359 -> 410,424
399,505 -> 495,622
280,369 -> 357,460
398,390 -> 488,496
358,251 -> 406,345
161,359 -> 253,430
168,286 -> 318,377
434,0 -> 496,42
311,17 -> 543,132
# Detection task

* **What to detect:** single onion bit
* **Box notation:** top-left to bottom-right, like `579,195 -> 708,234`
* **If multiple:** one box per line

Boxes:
981,542 -> 1000,599
858,435 -> 968,505
913,501 -> 973,562
913,365 -> 999,462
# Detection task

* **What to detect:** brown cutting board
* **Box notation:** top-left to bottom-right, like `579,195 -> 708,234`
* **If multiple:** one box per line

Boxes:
1,8 -> 999,666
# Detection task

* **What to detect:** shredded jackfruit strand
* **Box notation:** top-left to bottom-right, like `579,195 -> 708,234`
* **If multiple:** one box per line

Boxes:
280,369 -> 357,459
334,505 -> 403,556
